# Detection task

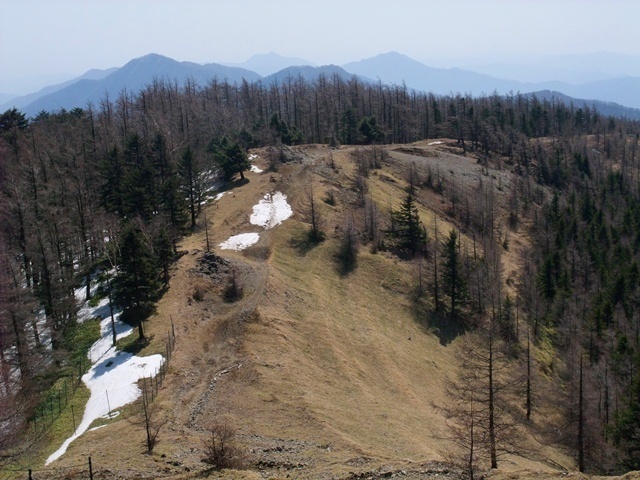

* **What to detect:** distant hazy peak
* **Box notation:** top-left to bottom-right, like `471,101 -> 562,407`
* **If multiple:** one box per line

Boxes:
228,52 -> 316,76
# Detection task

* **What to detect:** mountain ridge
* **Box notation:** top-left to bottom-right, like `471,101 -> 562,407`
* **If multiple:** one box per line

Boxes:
225,51 -> 316,76
5,51 -> 640,117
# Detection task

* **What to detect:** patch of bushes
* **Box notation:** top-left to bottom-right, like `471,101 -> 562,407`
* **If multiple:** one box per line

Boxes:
202,422 -> 246,469
223,269 -> 243,302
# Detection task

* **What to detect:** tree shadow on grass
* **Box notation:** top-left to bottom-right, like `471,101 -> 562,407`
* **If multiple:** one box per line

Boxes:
412,296 -> 467,346
119,335 -> 152,355
216,177 -> 249,196
333,246 -> 358,277
289,229 -> 325,256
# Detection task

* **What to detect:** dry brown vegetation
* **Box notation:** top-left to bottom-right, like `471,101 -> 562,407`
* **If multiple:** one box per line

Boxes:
23,141 -> 633,479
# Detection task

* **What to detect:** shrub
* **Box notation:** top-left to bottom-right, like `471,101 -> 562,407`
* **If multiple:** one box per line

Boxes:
202,423 -> 246,469
192,283 -> 207,302
223,269 -> 243,302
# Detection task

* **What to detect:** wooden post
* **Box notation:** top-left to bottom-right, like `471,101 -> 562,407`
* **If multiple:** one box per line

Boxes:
89,456 -> 93,480
204,209 -> 210,253
28,468 -> 32,480
71,405 -> 76,433
108,275 -> 117,347
106,390 -> 112,418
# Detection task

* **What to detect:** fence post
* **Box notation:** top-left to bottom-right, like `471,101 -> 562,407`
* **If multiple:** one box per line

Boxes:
106,390 -> 112,418
28,468 -> 32,480
89,456 -> 93,480
71,404 -> 76,433
64,379 -> 68,405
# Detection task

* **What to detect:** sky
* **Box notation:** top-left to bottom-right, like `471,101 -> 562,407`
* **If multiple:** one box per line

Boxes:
1,0 -> 640,95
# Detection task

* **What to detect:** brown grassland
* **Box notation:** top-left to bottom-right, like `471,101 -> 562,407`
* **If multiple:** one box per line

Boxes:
24,141 -> 639,479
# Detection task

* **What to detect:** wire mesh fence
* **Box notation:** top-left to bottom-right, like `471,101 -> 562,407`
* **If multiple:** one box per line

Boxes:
29,357 -> 88,439
12,319 -> 178,477
0,456 -> 93,479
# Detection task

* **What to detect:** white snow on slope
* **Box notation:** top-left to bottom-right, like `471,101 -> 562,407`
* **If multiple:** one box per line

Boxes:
46,286 -> 163,464
87,299 -> 134,363
219,232 -> 260,251
428,141 -> 444,145
248,154 -> 263,173
250,192 -> 293,230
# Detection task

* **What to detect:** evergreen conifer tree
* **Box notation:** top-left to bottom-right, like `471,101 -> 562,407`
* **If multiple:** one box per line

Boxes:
178,146 -> 201,229
392,193 -> 426,256
114,223 -> 160,339
442,229 -> 467,319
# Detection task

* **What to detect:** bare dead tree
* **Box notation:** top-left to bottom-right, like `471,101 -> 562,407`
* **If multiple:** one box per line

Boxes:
202,422 -> 246,470
129,391 -> 167,454
438,328 -> 525,478
336,214 -> 359,275
301,182 -> 325,243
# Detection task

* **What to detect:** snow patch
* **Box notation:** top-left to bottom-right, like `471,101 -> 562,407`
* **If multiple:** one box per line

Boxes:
248,154 -> 263,173
46,282 -> 164,464
46,349 -> 163,464
214,191 -> 227,201
87,305 -> 133,363
250,192 -> 293,230
428,141 -> 444,145
219,232 -> 260,251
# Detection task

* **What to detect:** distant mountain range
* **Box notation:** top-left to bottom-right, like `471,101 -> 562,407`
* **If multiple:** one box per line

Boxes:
224,52 -> 316,76
458,52 -> 640,84
0,93 -> 17,104
263,64 -> 364,85
3,51 -> 640,120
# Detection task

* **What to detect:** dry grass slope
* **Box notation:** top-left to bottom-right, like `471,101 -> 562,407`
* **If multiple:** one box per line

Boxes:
27,141 -> 631,480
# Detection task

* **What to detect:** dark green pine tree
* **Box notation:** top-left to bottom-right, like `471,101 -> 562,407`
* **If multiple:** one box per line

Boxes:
340,108 -> 359,145
151,133 -> 188,231
121,134 -> 157,221
114,223 -> 160,340
0,107 -> 28,154
210,137 -> 251,181
613,367 -> 640,469
358,116 -> 384,144
392,193 -> 427,256
441,229 -> 467,319
223,141 -> 251,181
154,226 -> 175,287
100,146 -> 124,215
178,146 -> 201,229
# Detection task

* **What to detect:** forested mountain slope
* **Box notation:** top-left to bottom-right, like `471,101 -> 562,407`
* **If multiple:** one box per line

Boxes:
1,74 -> 640,478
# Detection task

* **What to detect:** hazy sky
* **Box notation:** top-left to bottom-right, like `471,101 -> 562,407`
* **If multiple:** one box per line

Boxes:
1,0 -> 639,94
